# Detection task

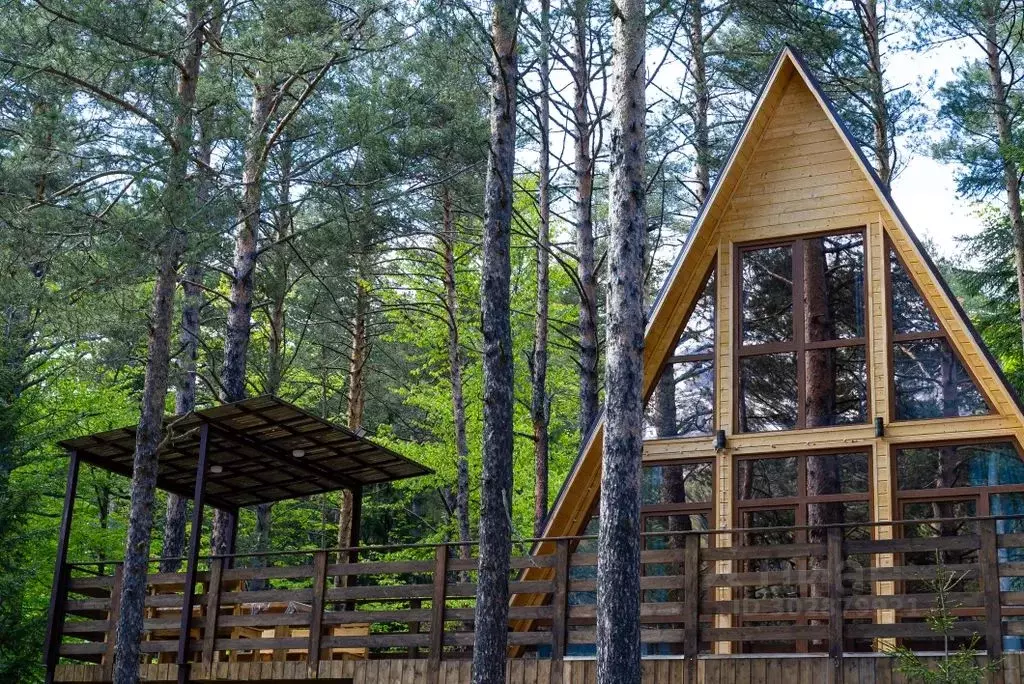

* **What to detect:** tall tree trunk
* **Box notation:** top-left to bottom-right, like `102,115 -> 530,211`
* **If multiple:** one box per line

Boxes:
114,5 -> 204,679
160,129 -> 214,574
471,0 -> 518,678
689,1 -> 711,203
347,258 -> 368,433
213,79 -> 274,556
982,10 -> 1024,359
804,240 -> 841,626
252,140 -> 294,583
853,0 -> 893,188
441,188 -> 472,553
653,368 -> 675,436
573,0 -> 599,440
532,0 -> 552,539
222,80 -> 273,404
597,0 -> 646,678
336,239 -> 369,557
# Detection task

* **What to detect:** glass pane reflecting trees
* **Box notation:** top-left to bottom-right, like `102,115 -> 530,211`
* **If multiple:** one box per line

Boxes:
888,249 -> 990,419
738,232 -> 868,432
646,269 -> 716,438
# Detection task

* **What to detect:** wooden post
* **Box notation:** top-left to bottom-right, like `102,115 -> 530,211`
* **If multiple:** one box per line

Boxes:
409,598 -> 422,659
223,508 -> 238,565
101,563 -> 124,679
344,485 -> 362,612
308,550 -> 329,677
428,544 -> 448,684
177,423 -> 209,684
549,539 -> 569,684
827,526 -> 844,684
980,517 -> 1004,679
44,449 -> 80,684
684,534 -> 700,684
201,557 -> 224,666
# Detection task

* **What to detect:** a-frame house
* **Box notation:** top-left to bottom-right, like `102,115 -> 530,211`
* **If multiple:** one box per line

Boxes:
515,47 -> 1024,657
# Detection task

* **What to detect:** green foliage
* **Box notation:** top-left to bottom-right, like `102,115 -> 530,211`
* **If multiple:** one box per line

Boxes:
946,210 -> 1024,392
884,557 -> 1001,683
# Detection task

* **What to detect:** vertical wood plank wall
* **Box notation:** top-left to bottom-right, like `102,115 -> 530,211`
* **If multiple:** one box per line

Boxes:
866,218 -> 896,643
54,654 -> 1024,683
713,244 -> 733,655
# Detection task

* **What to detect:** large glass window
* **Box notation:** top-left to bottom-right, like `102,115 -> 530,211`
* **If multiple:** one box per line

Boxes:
737,232 -> 869,432
736,451 -> 871,533
646,268 -> 715,438
888,248 -> 990,419
894,441 -> 1024,650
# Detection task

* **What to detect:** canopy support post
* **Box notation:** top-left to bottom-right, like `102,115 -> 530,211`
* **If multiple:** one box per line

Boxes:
177,423 -> 209,684
348,484 -> 362,562
224,507 -> 238,568
44,450 -> 80,684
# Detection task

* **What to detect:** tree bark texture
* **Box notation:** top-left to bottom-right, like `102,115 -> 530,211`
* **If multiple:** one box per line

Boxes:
160,131 -> 213,575
213,78 -> 274,557
688,1 -> 711,203
335,240 -> 369,559
471,0 -> 518,678
597,0 -> 646,679
573,0 -> 599,441
221,80 -> 273,404
441,189 -> 472,553
114,5 -> 205,680
852,0 -> 894,188
532,0 -> 552,539
982,9 -> 1024,360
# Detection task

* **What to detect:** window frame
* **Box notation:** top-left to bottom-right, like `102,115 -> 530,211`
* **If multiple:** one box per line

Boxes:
640,458 -> 717,516
891,438 -> 1024,516
884,239 -> 994,421
733,227 -> 871,433
733,448 -> 874,531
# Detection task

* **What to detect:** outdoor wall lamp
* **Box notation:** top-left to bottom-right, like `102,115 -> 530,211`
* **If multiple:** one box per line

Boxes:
714,429 -> 726,450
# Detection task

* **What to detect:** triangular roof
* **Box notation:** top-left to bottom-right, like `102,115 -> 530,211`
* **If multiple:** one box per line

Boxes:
537,46 -> 1024,547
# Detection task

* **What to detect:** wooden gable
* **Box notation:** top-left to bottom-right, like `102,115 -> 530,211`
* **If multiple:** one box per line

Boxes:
534,48 -> 1024,553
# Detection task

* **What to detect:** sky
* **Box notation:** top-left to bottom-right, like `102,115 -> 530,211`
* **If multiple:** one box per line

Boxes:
887,38 -> 987,259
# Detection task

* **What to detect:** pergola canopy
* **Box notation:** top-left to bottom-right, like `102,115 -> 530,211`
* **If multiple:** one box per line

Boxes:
59,395 -> 432,509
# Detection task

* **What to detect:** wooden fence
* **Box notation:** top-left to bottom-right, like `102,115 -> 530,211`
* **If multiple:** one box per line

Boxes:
49,516 -> 1024,683
52,654 -> 1024,683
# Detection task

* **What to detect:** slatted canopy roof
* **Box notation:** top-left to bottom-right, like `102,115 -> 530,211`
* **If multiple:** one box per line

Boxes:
59,395 -> 432,509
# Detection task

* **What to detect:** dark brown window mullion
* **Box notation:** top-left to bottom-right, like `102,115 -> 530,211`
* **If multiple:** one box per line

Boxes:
793,238 -> 807,430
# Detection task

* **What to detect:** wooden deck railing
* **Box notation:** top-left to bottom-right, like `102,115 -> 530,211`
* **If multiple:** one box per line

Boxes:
50,516 -> 1024,682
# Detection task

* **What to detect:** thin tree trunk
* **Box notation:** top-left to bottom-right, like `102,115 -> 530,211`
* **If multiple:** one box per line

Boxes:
441,188 -> 472,553
983,10 -> 1024,359
573,0 -> 599,440
804,240 -> 841,628
251,140 -> 294,584
597,0 -> 646,677
853,0 -> 893,188
213,79 -> 275,556
532,0 -> 552,539
653,368 -> 675,436
335,240 -> 369,557
160,128 -> 214,574
689,1 -> 711,203
471,0 -> 518,677
114,6 -> 204,678
221,80 -> 273,404
159,261 -> 200,573
347,256 -> 368,432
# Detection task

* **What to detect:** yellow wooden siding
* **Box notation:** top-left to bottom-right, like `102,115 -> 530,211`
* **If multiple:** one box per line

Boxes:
530,49 -> 1024,604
